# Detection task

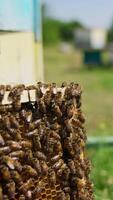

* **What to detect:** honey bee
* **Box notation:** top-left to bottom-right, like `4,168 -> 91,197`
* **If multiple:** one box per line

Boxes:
23,165 -> 38,177
57,191 -> 66,200
46,137 -> 55,154
52,103 -> 62,119
51,82 -> 56,92
31,158 -> 41,174
21,140 -> 32,149
0,133 -> 5,146
52,159 -> 64,171
24,150 -> 33,163
40,160 -> 48,175
85,180 -> 94,198
84,158 -> 92,176
72,118 -> 83,129
57,163 -> 67,177
1,130 -> 12,140
19,195 -> 26,200
43,116 -> 50,128
0,185 -> 3,200
66,104 -> 76,118
44,90 -> 52,106
11,170 -> 23,186
64,87 -> 72,99
63,137 -> 74,156
9,150 -> 24,158
0,105 -> 7,113
2,116 -> 11,130
63,187 -> 70,194
64,119 -> 73,133
32,185 -> 43,198
71,191 -> 77,200
7,128 -> 22,141
54,140 -> 62,154
61,128 -> 71,139
13,99 -> 21,111
3,195 -> 9,200
77,191 -> 87,200
10,115 -> 19,128
76,169 -> 84,180
7,141 -> 21,151
0,165 -> 11,181
48,168 -> 56,186
0,146 -> 11,155
38,125 -> 46,140
36,84 -> 43,100
75,127 -> 86,141
67,160 -> 76,175
50,122 -> 61,131
55,91 -> 63,104
0,85 -> 5,103
33,134 -> 41,150
51,153 -> 62,163
29,119 -> 41,130
15,130 -> 22,141
37,81 -> 43,88
35,151 -> 47,161
26,85 -> 36,90
62,167 -> 70,181
19,179 -> 34,194
21,110 -> 32,124
20,109 -> 26,119
50,130 -> 61,141
6,180 -> 16,199
39,99 -> 47,113
8,85 -> 24,101
77,109 -> 85,123
65,193 -> 70,200
25,129 -> 37,137
25,190 -> 32,199
61,82 -> 67,88
2,155 -> 15,169
6,84 -> 12,91
70,176 -> 77,187
14,160 -> 22,173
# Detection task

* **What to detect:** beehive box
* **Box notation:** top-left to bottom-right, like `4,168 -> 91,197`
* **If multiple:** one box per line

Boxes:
0,83 -> 93,200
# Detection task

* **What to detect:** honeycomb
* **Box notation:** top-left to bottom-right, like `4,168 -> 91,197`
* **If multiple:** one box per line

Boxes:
0,83 -> 93,200
38,177 -> 61,200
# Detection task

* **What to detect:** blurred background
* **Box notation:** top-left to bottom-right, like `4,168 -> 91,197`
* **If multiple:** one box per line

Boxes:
0,0 -> 113,199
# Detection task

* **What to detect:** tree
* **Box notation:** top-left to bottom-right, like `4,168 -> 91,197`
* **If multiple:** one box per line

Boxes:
108,21 -> 113,42
43,18 -> 62,44
60,21 -> 83,42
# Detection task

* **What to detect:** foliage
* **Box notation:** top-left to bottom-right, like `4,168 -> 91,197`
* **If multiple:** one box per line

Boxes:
108,21 -> 113,42
42,18 -> 61,44
42,18 -> 83,44
60,21 -> 83,42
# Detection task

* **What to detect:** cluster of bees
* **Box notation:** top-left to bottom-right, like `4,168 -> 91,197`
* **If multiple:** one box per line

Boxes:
0,83 -> 93,200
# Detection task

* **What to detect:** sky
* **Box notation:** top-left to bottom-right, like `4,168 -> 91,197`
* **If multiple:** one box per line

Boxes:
43,0 -> 113,29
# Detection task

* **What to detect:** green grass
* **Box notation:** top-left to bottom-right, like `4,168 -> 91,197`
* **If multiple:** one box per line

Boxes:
89,147 -> 113,200
44,45 -> 113,136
